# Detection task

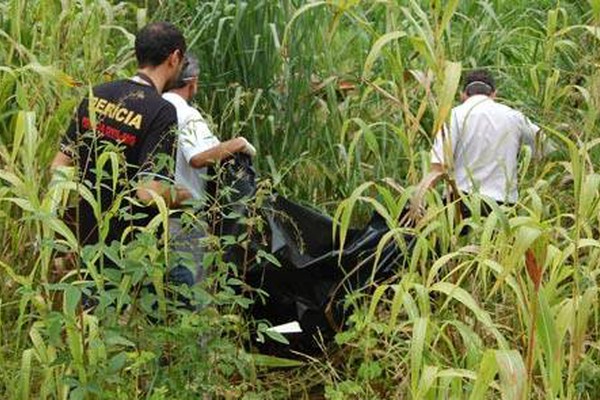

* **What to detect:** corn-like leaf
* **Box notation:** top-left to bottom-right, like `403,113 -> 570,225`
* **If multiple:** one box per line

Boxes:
2,197 -> 34,212
18,348 -> 33,400
426,250 -> 464,287
388,282 -> 407,332
151,263 -> 166,318
430,282 -> 507,349
447,321 -> 484,369
29,326 -> 48,364
573,287 -> 598,367
536,289 -> 563,397
469,350 -> 497,400
333,181 -> 374,253
367,284 -> 389,325
96,150 -> 121,195
415,365 -> 438,399
282,1 -> 328,51
470,350 -> 525,400
439,0 -> 460,36
0,259 -> 30,286
362,31 -> 406,79
582,24 -> 600,41
410,317 -> 428,395
85,314 -> 106,367
65,319 -> 86,384
580,173 -> 600,219
12,111 -> 33,166
23,62 -> 79,87
555,298 -> 575,345
495,350 -> 526,400
250,353 -> 304,368
0,169 -> 24,189
45,216 -> 78,251
433,61 -> 462,135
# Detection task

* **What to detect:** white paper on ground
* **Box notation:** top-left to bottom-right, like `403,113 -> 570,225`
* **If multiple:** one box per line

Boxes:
266,321 -> 303,334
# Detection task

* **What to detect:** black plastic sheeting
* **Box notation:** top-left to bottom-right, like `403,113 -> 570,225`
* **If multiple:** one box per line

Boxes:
206,154 -> 414,355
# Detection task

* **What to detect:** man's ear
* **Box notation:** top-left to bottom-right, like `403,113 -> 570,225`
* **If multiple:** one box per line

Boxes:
490,90 -> 497,99
460,91 -> 467,102
168,49 -> 182,67
191,78 -> 200,98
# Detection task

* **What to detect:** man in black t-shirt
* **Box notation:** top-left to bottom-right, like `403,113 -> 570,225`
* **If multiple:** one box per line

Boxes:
51,22 -> 191,249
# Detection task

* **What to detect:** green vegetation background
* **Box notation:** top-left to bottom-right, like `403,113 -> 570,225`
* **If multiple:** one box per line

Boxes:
2,0 -> 600,398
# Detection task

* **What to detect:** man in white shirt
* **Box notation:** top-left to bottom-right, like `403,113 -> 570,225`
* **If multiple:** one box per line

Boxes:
163,56 -> 255,201
411,70 -> 542,219
163,55 -> 256,281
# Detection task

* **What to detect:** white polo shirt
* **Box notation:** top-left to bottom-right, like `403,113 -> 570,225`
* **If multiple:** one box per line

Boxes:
431,95 -> 539,204
163,92 -> 220,200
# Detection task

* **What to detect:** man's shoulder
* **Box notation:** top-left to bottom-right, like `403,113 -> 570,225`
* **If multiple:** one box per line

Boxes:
92,79 -> 137,94
92,79 -> 170,107
156,94 -> 178,111
458,97 -> 524,117
162,92 -> 189,112
489,101 -> 530,122
490,100 -> 518,112
150,97 -> 178,126
163,93 -> 204,123
146,88 -> 176,112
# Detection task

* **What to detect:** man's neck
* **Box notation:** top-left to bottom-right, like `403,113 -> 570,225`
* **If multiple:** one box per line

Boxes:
464,94 -> 492,104
137,67 -> 168,93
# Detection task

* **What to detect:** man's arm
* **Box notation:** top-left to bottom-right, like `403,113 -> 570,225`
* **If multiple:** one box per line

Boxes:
519,114 -> 556,158
414,163 -> 446,199
532,128 -> 556,158
51,151 -> 73,170
136,180 -> 192,208
414,121 -> 453,203
51,148 -> 190,207
405,163 -> 447,223
407,118 -> 453,223
136,104 -> 192,208
52,106 -> 80,171
189,137 -> 254,169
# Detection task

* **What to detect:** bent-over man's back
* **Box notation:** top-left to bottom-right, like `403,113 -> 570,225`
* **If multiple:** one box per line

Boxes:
432,93 -> 539,204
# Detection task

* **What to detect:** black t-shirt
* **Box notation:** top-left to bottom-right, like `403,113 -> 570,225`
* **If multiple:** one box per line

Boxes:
61,79 -> 177,247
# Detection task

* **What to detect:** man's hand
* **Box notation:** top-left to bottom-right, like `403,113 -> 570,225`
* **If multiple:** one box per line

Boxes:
403,197 -> 426,227
225,137 -> 256,157
237,137 -> 256,157
51,151 -> 73,170
402,163 -> 446,226
136,180 -> 192,208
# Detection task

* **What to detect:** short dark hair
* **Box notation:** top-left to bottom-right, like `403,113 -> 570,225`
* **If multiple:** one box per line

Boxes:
135,22 -> 186,67
463,70 -> 495,96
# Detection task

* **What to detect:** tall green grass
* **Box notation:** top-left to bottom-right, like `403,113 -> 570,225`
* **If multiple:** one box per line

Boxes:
2,0 -> 600,398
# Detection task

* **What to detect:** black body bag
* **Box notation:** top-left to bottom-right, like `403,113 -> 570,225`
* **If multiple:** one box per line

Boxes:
206,154 -> 413,355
